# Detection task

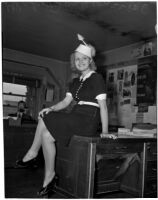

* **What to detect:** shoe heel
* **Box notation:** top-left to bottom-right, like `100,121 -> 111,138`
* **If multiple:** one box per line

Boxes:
37,175 -> 59,197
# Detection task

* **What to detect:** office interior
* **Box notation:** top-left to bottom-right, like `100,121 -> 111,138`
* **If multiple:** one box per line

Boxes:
2,2 -> 157,198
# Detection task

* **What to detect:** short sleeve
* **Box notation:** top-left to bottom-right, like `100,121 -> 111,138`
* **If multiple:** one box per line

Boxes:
93,74 -> 106,99
66,92 -> 72,97
96,93 -> 107,100
66,78 -> 79,98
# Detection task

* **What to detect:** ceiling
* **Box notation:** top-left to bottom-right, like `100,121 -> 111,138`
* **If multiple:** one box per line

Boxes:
2,2 -> 157,62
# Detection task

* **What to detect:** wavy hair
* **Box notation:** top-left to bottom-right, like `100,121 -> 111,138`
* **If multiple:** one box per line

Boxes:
70,53 -> 97,71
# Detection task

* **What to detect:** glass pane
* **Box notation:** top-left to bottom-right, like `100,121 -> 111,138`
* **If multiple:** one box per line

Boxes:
3,82 -> 27,94
3,83 -> 27,117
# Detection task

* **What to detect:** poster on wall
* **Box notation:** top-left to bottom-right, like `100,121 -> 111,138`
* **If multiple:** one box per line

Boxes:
137,56 -> 157,105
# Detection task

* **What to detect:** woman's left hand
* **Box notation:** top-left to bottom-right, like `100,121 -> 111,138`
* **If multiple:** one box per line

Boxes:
100,133 -> 117,139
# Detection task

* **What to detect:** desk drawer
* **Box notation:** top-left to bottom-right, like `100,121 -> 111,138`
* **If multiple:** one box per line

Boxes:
146,142 -> 157,160
97,142 -> 143,154
146,161 -> 157,177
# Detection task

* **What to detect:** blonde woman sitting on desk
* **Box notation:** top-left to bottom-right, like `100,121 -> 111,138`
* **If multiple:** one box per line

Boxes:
15,34 -> 116,197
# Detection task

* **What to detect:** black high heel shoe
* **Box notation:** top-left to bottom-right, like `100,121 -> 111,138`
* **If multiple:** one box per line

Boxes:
37,175 -> 58,197
15,158 -> 38,168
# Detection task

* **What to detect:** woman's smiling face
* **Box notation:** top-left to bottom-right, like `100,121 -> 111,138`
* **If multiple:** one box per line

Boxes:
74,52 -> 91,72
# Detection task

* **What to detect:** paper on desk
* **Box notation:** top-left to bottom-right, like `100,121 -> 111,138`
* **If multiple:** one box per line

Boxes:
118,127 -> 156,138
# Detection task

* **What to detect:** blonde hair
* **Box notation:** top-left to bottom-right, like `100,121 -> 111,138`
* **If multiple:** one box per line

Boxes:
70,53 -> 97,71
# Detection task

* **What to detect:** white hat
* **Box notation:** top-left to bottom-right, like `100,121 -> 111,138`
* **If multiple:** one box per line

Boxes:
75,44 -> 92,58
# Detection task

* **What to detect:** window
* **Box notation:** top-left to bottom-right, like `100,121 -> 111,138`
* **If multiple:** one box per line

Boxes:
3,83 -> 27,117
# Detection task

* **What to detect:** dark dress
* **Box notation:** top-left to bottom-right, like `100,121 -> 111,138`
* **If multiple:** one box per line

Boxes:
43,72 -> 106,146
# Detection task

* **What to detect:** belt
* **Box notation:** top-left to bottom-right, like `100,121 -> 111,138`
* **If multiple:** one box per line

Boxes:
78,101 -> 99,108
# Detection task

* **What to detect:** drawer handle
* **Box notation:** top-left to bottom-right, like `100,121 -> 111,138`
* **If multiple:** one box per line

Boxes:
152,152 -> 157,155
115,146 -> 127,150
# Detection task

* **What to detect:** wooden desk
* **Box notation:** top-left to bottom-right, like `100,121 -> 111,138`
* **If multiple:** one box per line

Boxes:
55,135 -> 157,198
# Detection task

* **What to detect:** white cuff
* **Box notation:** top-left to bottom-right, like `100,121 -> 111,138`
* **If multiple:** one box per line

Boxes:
66,92 -> 72,97
95,93 -> 107,100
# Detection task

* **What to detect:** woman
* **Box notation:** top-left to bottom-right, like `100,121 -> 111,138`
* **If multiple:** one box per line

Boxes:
16,38 -> 116,197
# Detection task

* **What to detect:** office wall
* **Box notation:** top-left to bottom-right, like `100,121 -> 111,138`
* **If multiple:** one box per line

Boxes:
100,38 -> 157,128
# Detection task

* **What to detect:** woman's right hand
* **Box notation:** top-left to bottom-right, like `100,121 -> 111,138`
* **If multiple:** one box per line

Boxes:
100,133 -> 117,140
38,107 -> 53,118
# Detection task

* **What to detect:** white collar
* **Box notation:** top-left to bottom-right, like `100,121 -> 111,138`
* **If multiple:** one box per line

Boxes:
80,71 -> 95,82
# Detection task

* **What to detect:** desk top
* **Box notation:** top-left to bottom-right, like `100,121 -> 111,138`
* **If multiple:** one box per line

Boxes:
117,134 -> 157,139
72,134 -> 157,144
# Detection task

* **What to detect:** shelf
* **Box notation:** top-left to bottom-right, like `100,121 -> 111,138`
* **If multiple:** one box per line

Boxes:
3,104 -> 17,108
3,93 -> 27,97
3,104 -> 34,108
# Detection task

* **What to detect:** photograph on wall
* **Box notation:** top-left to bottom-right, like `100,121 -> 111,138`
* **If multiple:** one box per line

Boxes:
143,42 -> 152,56
117,69 -> 124,80
123,89 -> 131,98
108,72 -> 114,83
131,46 -> 143,58
138,104 -> 149,113
118,81 -> 123,93
124,71 -> 131,87
124,99 -> 131,104
130,72 -> 136,86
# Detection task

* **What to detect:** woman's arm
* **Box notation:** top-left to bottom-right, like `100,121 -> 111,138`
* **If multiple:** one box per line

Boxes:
39,94 -> 73,117
98,99 -> 108,133
50,94 -> 73,111
98,99 -> 117,139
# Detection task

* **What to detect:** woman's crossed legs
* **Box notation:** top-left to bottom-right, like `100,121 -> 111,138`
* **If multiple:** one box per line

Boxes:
22,118 -> 56,187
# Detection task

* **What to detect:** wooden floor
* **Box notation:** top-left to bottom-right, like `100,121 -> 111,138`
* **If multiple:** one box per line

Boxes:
4,165 -> 135,198
5,166 -> 65,199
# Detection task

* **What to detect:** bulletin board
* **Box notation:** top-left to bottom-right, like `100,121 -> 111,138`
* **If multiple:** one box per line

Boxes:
106,65 -> 137,127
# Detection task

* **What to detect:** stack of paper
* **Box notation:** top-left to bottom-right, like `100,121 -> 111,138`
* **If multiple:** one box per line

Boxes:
132,127 -> 157,137
132,123 -> 157,137
118,128 -> 131,134
118,128 -> 134,137
118,124 -> 157,138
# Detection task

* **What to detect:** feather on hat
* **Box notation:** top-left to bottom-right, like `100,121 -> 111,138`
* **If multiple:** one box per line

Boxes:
75,34 -> 96,58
